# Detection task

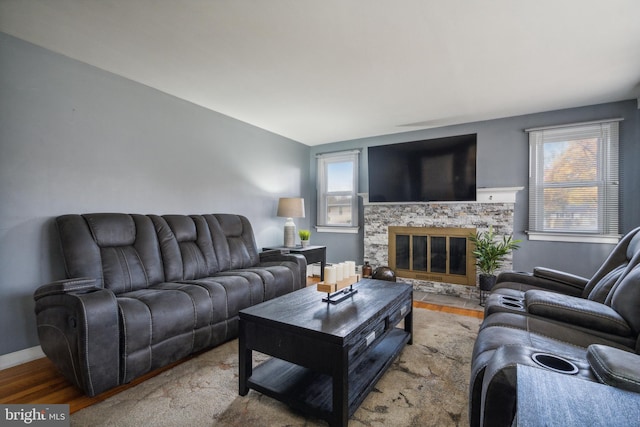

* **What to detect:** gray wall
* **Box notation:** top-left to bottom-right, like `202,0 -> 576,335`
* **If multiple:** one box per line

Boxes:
0,33 -> 312,355
309,101 -> 640,273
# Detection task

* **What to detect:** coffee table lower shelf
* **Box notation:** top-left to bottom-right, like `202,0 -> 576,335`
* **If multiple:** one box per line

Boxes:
246,328 -> 410,422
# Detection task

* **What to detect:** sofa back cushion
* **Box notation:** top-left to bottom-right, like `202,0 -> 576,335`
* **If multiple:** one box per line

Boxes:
610,265 -> 640,337
150,215 -> 221,281
204,214 -> 260,271
584,227 -> 640,300
626,230 -> 640,260
586,265 -> 627,303
56,214 -> 164,293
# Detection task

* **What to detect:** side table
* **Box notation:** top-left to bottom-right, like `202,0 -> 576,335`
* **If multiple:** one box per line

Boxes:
263,245 -> 327,281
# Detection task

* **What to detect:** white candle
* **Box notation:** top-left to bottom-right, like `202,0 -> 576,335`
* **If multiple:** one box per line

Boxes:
336,263 -> 344,281
324,266 -> 336,285
346,261 -> 356,277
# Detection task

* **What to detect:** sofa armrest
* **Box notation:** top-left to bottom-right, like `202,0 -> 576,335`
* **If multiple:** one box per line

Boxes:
259,251 -> 307,290
34,278 -> 99,300
533,267 -> 589,290
259,249 -> 307,271
587,344 -> 640,393
259,249 -> 307,266
34,285 -> 120,396
525,290 -> 632,336
494,269 -> 587,296
259,249 -> 287,261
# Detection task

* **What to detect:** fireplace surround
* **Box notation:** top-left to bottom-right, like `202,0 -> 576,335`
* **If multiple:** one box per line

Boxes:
363,187 -> 521,298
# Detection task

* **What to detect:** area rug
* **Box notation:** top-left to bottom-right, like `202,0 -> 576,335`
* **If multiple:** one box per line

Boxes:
71,307 -> 481,427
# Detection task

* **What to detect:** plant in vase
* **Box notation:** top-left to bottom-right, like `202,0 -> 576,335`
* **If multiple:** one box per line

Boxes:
298,229 -> 311,247
469,226 -> 521,293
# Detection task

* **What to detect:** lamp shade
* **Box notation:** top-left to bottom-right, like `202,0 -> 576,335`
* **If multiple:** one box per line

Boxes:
277,198 -> 305,218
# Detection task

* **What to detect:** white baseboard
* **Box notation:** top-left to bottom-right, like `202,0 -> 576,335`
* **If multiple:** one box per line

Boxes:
0,346 -> 45,370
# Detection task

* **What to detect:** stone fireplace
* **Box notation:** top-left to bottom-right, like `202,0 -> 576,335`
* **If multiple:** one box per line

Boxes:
363,187 -> 521,298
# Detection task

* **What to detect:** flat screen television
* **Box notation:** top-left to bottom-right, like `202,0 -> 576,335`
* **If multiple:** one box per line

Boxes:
367,134 -> 477,203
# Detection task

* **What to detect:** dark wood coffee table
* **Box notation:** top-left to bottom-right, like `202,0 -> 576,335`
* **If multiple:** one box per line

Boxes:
238,278 -> 413,427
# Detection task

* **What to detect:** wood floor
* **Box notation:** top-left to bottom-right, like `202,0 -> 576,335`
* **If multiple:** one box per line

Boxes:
0,281 -> 482,414
413,299 -> 484,319
0,352 -> 198,413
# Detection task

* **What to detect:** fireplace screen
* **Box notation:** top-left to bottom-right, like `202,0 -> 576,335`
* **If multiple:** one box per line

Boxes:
389,227 -> 476,286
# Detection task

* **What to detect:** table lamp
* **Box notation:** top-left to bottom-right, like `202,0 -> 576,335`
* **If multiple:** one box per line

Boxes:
277,197 -> 305,248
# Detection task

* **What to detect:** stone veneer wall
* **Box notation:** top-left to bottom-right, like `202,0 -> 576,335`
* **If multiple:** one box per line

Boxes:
364,202 -> 516,298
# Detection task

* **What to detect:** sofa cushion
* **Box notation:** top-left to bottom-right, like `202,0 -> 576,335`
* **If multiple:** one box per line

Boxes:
150,282 -> 216,350
183,275 -> 258,322
610,266 -> 640,336
215,263 -> 297,301
525,290 -> 632,337
479,311 -> 637,349
182,274 -> 264,341
57,214 -> 165,293
586,264 -> 627,303
117,286 -> 208,382
151,215 -> 221,281
205,214 -> 261,270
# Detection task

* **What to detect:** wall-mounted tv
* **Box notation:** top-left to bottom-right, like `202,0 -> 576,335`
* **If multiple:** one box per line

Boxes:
367,134 -> 477,203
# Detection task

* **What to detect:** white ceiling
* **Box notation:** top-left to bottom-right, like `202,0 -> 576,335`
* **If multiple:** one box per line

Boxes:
1,0 -> 639,146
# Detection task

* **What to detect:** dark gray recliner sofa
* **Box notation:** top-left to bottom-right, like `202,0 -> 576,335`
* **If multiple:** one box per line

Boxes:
469,227 -> 640,427
33,213 -> 306,397
469,280 -> 640,426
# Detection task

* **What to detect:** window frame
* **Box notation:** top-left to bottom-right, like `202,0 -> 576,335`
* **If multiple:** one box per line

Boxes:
526,119 -> 621,244
316,150 -> 360,233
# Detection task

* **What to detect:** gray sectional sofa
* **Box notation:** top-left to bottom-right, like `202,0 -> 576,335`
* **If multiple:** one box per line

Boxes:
33,213 -> 306,396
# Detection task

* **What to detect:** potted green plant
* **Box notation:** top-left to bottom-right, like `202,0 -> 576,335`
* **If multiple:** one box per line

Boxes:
298,229 -> 311,247
469,226 -> 521,291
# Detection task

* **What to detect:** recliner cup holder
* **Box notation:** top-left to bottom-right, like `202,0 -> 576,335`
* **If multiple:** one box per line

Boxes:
499,301 -> 524,309
531,353 -> 579,375
500,296 -> 522,302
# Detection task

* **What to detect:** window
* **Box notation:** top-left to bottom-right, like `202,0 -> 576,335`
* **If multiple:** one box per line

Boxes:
527,119 -> 620,243
316,150 -> 359,232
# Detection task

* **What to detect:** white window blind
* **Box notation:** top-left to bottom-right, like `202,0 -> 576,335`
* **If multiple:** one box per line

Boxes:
316,150 -> 359,229
528,119 -> 620,240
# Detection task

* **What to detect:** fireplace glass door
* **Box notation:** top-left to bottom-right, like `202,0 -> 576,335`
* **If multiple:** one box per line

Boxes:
389,227 -> 476,286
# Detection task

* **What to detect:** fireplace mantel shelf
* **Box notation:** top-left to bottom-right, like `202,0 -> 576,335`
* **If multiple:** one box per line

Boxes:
359,187 -> 523,205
